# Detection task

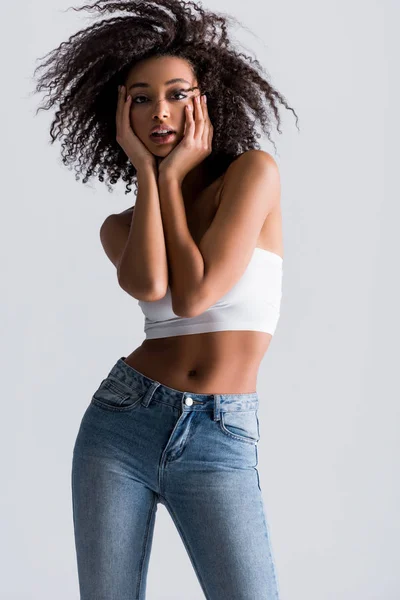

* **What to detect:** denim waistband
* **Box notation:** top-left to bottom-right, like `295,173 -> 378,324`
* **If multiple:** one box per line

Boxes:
105,357 -> 259,421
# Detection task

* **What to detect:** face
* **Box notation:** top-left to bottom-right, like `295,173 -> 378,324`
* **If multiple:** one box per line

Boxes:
123,55 -> 201,157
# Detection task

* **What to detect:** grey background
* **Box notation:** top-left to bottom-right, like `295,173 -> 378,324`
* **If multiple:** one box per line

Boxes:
2,0 -> 398,598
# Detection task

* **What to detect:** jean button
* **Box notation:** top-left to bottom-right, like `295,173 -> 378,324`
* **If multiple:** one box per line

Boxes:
185,396 -> 194,406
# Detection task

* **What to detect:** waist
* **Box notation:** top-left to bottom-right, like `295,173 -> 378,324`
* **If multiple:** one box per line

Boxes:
124,330 -> 272,394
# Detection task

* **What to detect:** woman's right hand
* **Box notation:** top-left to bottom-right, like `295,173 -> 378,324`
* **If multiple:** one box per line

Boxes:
116,85 -> 157,173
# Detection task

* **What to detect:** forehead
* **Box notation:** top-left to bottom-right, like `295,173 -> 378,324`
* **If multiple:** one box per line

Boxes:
126,56 -> 195,85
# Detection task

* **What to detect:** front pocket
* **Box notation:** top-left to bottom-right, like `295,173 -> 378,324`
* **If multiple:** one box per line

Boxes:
219,409 -> 260,445
91,377 -> 144,412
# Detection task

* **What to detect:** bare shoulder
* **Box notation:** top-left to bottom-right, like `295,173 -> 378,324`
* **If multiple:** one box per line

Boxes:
99,205 -> 135,271
228,149 -> 279,170
115,205 -> 135,227
223,149 -> 279,189
221,149 -> 280,208
222,150 -> 283,256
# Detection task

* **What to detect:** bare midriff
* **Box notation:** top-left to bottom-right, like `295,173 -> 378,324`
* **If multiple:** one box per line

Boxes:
123,330 -> 272,394
119,163 -> 282,395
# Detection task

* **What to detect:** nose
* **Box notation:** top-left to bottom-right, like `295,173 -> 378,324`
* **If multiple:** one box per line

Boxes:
152,97 -> 170,120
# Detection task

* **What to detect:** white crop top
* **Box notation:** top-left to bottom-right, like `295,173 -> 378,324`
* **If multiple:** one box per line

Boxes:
138,247 -> 283,340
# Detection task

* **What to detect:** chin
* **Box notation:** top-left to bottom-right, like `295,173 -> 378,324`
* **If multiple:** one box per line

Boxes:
145,135 -> 181,157
152,145 -> 176,156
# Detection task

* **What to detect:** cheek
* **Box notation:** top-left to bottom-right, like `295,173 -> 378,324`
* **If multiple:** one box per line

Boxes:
130,115 -> 143,137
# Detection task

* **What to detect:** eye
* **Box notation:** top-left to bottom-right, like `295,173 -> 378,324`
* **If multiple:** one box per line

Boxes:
132,90 -> 188,104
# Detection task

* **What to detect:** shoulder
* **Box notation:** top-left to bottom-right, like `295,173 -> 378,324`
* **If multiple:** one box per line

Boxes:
219,150 -> 280,208
99,207 -> 135,272
222,150 -> 279,194
228,149 -> 278,172
99,205 -> 135,252
111,205 -> 135,228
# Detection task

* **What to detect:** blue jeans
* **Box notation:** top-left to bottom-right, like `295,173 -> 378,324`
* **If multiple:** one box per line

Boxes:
71,357 -> 280,599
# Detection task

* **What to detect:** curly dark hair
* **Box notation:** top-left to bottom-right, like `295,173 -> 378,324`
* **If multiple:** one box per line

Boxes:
32,0 -> 299,196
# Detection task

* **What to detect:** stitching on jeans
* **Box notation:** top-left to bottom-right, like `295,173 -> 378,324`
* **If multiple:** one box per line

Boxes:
219,413 -> 259,445
91,396 -> 142,412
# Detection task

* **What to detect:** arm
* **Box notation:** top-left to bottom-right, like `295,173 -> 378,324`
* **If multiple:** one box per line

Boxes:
117,164 -> 169,299
158,150 -> 280,317
158,172 -> 206,317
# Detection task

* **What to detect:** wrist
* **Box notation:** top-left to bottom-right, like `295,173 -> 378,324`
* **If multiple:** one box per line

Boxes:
136,162 -> 157,179
158,168 -> 183,186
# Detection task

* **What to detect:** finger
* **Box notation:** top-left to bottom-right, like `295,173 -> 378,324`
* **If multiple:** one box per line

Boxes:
194,94 -> 204,139
185,102 -> 195,136
116,85 -> 125,134
208,120 -> 213,148
201,95 -> 210,144
202,94 -> 212,131
123,92 -> 134,134
202,94 -> 209,118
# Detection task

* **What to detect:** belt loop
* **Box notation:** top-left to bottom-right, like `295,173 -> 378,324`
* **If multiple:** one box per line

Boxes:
213,394 -> 221,422
141,381 -> 161,407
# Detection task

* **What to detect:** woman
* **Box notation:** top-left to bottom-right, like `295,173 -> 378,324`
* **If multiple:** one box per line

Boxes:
34,0 -> 298,597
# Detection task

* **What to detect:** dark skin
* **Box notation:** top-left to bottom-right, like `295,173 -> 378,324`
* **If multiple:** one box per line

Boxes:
119,55 -> 216,207
114,56 -> 282,393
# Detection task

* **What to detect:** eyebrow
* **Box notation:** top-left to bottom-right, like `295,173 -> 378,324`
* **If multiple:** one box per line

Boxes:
128,78 -> 191,91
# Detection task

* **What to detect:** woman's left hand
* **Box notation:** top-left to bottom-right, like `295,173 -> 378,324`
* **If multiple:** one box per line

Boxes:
157,93 -> 213,182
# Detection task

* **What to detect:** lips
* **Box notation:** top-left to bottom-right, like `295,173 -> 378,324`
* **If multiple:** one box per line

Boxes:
150,123 -> 175,132
150,129 -> 175,137
150,131 -> 177,144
